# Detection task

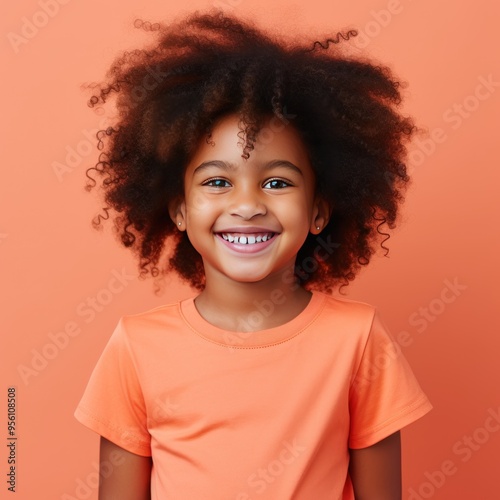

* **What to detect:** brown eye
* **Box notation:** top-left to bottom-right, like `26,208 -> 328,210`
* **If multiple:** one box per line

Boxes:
263,179 -> 291,189
204,178 -> 231,188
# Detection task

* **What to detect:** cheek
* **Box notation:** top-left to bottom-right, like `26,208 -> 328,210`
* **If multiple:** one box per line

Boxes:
285,195 -> 314,221
185,191 -> 214,214
277,209 -> 311,236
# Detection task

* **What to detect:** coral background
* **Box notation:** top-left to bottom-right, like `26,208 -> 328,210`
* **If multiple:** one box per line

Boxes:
1,0 -> 499,498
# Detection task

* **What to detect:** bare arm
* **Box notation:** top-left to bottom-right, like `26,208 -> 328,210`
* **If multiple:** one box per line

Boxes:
348,431 -> 402,500
98,436 -> 152,500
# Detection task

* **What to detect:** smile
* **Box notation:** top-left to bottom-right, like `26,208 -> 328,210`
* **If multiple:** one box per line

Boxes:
220,233 -> 276,244
215,232 -> 278,253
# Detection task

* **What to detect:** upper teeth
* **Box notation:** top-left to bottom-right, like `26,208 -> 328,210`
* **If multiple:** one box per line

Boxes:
221,233 -> 274,244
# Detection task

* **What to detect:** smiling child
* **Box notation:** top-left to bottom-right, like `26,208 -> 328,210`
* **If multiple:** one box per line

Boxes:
75,9 -> 432,499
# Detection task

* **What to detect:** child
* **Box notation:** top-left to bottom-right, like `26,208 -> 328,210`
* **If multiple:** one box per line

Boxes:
75,9 -> 432,499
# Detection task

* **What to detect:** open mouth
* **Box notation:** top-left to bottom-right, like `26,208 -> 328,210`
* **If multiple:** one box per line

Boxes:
218,233 -> 277,245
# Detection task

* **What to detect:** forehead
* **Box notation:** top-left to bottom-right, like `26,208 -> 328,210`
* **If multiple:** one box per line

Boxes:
185,113 -> 312,174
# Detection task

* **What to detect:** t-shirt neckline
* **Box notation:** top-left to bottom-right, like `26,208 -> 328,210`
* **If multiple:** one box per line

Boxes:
179,290 -> 326,349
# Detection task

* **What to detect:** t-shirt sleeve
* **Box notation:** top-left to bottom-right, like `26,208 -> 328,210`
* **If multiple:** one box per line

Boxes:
348,308 -> 433,449
74,317 -> 151,456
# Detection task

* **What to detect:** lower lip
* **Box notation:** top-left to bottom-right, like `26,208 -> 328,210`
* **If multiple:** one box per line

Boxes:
215,234 -> 277,254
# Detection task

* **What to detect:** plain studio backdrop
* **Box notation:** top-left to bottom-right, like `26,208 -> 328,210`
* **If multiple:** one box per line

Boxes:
1,0 -> 499,498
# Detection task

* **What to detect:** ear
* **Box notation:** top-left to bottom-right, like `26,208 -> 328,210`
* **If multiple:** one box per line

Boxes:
168,196 -> 187,231
310,196 -> 332,234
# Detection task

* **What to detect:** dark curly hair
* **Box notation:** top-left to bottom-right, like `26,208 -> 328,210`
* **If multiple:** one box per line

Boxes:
84,8 -> 418,294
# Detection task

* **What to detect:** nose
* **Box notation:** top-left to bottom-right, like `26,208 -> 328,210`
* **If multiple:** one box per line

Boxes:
228,185 -> 267,220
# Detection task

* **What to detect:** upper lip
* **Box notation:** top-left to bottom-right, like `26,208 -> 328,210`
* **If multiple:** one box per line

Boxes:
214,227 -> 279,234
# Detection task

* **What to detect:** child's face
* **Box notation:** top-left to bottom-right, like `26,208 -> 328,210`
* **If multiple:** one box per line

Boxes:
171,113 -> 327,288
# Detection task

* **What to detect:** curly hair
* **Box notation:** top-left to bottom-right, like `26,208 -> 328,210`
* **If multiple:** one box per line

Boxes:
84,8 -> 418,294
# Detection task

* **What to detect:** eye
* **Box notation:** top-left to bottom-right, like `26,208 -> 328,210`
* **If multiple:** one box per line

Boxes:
203,178 -> 231,188
263,178 -> 292,189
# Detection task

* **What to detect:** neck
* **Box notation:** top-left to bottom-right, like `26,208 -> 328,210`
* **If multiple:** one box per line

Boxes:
194,267 -> 312,332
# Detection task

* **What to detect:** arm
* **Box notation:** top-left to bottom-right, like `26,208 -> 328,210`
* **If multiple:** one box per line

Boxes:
348,430 -> 402,500
98,436 -> 152,500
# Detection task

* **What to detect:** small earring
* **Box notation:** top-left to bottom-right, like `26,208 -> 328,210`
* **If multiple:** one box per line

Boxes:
316,226 -> 320,230
178,222 -> 182,226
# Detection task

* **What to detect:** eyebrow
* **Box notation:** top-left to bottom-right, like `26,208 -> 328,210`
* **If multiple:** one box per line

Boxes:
192,159 -> 304,176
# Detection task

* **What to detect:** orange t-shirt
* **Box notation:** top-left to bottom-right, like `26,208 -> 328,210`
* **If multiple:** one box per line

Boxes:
74,291 -> 432,499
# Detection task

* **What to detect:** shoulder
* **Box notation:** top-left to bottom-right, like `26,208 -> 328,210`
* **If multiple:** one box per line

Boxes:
115,296 -> 194,339
308,291 -> 383,350
99,297 -> 197,361
121,300 -> 182,321
314,290 -> 378,326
